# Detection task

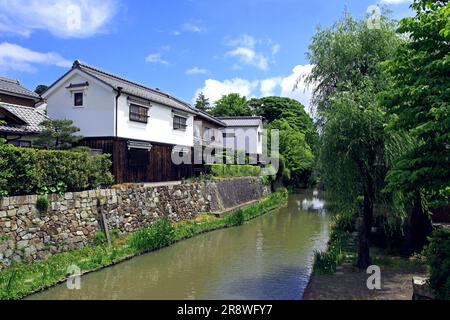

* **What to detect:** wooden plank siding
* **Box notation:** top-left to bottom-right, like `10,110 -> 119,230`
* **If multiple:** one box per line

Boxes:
80,137 -> 194,184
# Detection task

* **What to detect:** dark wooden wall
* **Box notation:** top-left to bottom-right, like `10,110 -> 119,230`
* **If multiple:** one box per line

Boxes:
80,138 -> 193,184
0,94 -> 36,107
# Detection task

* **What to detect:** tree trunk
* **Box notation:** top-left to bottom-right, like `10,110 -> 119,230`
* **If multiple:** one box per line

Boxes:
401,193 -> 433,255
357,175 -> 374,269
357,194 -> 373,269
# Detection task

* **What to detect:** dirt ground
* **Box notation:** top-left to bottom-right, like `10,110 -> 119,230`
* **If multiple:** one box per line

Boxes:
303,261 -> 428,300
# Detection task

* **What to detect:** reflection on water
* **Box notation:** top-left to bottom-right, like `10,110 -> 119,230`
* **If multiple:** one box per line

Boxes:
28,190 -> 329,300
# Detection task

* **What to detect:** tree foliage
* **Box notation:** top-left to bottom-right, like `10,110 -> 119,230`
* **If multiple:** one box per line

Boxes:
307,12 -> 402,267
210,93 -> 252,117
305,10 -> 402,117
194,92 -> 211,112
34,85 -> 48,95
383,0 -> 450,205
249,96 -> 317,185
34,119 -> 82,150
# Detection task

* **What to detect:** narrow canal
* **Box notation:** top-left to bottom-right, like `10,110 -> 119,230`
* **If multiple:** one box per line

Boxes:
29,190 -> 329,300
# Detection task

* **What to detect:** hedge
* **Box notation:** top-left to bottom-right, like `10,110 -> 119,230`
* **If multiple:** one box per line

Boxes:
426,228 -> 450,300
0,143 -> 113,197
205,164 -> 261,178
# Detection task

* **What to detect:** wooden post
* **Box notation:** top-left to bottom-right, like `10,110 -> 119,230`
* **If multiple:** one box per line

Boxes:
97,198 -> 112,246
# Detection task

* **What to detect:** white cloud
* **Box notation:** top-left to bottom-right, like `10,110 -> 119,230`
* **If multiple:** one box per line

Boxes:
186,67 -> 209,75
0,0 -> 118,38
183,20 -> 206,33
226,47 -> 269,71
280,64 -> 314,112
193,64 -> 315,113
224,34 -> 279,71
271,44 -> 280,56
225,34 -> 257,48
380,0 -> 412,4
0,42 -> 72,73
145,53 -> 168,65
260,77 -> 282,97
194,78 -> 258,104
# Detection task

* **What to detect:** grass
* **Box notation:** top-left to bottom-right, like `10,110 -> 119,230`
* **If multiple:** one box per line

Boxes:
312,213 -> 427,276
0,189 -> 288,300
371,247 -> 426,272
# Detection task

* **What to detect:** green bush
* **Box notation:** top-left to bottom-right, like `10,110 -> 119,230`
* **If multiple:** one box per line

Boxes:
313,228 -> 355,275
0,144 -> 113,197
127,218 -> 175,252
332,210 -> 357,233
206,164 -> 261,178
426,228 -> 450,300
313,250 -> 339,275
227,209 -> 245,226
36,196 -> 49,212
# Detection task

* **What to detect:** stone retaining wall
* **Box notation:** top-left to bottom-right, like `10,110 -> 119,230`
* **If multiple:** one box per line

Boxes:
0,177 -> 270,269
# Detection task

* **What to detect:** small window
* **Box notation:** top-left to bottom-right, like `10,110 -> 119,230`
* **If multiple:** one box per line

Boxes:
130,104 -> 149,123
173,115 -> 187,130
74,92 -> 83,106
223,132 -> 235,138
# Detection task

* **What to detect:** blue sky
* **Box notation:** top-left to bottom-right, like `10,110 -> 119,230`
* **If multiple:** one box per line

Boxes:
0,0 -> 414,109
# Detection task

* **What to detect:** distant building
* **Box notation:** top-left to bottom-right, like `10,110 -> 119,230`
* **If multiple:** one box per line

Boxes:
0,76 -> 47,146
0,76 -> 41,108
218,116 -> 264,163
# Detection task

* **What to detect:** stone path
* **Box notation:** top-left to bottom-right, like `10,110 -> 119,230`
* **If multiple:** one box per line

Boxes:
303,262 -> 428,300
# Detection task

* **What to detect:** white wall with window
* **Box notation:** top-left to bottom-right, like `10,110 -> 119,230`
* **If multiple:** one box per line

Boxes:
221,125 -> 263,156
116,94 -> 194,147
45,72 -> 115,137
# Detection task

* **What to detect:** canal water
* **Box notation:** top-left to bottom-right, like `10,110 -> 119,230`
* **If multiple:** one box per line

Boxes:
29,190 -> 329,300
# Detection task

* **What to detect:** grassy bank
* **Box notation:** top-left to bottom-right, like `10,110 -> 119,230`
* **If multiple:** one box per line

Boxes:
0,189 -> 288,300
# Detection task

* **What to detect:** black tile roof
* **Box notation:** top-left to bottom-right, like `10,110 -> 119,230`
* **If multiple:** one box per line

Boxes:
0,102 -> 48,134
72,61 -> 195,114
0,76 -> 41,100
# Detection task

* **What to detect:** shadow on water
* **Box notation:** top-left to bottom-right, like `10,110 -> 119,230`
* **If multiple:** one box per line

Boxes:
28,190 -> 329,300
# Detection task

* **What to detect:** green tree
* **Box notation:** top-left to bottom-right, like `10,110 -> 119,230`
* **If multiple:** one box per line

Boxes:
195,92 -> 211,112
306,12 -> 401,268
305,10 -> 402,118
211,93 -> 252,117
34,85 -> 48,95
381,0 -> 449,254
34,119 -> 82,150
320,87 -> 389,267
248,96 -> 318,150
384,0 -> 450,205
268,119 -> 314,186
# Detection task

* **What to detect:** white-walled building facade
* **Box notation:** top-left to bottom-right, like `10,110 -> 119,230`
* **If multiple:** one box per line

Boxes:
218,116 -> 264,163
43,61 -> 196,183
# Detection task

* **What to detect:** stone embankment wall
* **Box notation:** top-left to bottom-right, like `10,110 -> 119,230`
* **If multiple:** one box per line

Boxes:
0,177 -> 270,269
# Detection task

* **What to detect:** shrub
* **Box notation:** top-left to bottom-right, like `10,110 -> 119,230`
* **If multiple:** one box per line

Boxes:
127,218 -> 175,252
0,144 -> 113,196
313,250 -> 339,275
206,164 -> 261,178
36,196 -> 49,212
227,209 -> 245,226
332,210 -> 357,233
426,228 -> 450,300
150,218 -> 175,249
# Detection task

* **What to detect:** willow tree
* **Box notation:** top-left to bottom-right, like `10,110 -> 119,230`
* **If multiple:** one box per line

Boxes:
305,12 -> 402,268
